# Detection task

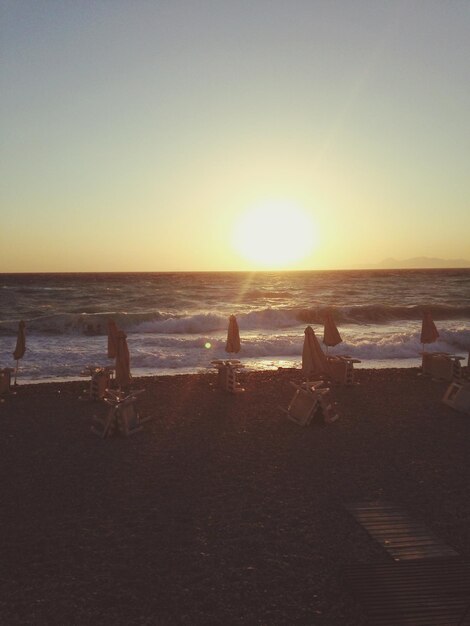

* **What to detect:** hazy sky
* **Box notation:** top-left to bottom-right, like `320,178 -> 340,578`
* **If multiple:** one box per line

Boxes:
1,0 -> 469,271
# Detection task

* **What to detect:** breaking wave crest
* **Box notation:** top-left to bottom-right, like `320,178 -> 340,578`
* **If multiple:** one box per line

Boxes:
1,303 -> 469,336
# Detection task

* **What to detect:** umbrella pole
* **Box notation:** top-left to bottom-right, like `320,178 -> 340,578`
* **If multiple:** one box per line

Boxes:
420,343 -> 428,375
14,359 -> 19,386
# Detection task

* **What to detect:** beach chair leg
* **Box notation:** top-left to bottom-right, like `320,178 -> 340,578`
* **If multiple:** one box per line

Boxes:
91,407 -> 116,438
319,395 -> 340,423
345,362 -> 354,386
453,359 -> 462,383
304,400 -> 320,426
118,404 -> 143,436
0,370 -> 12,397
227,365 -> 245,394
217,365 -> 227,390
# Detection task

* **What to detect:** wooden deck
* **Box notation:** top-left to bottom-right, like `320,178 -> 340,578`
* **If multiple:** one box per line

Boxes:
344,501 -> 469,625
345,501 -> 459,561
344,560 -> 470,626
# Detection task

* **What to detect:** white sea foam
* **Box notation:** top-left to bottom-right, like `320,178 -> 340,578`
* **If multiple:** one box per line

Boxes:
2,324 -> 468,382
136,313 -> 228,334
2,304 -> 469,337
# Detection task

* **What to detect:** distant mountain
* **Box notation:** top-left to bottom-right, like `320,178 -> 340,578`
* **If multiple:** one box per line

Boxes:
374,257 -> 470,269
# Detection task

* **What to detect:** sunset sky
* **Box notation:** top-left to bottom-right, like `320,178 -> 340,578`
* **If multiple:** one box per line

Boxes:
1,1 -> 469,272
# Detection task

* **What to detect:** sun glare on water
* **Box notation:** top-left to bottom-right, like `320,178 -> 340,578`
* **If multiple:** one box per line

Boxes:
233,201 -> 317,268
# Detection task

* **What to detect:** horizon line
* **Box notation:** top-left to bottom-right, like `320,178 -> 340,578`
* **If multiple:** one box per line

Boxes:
2,266 -> 470,275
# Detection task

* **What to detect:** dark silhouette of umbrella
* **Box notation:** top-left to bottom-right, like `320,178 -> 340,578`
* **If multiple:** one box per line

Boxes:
107,319 -> 119,359
420,311 -> 439,351
13,320 -> 26,385
323,312 -> 342,352
302,325 -> 331,380
115,330 -> 131,389
225,315 -> 241,354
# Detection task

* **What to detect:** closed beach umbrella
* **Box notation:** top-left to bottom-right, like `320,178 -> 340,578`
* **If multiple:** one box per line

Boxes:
302,325 -> 331,380
420,311 -> 439,350
323,312 -> 342,351
107,319 -> 119,359
13,320 -> 26,361
115,330 -> 131,389
13,320 -> 26,385
225,315 -> 241,354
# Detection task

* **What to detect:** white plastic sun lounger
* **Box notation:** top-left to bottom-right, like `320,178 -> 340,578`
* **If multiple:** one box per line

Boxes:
281,381 -> 339,426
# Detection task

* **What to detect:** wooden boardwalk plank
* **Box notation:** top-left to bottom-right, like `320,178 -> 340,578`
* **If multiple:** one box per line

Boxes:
345,501 -> 459,560
344,502 -> 466,624
344,560 -> 470,626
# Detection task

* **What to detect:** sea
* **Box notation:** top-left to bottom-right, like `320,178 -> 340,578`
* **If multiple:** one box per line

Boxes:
1,270 -> 469,383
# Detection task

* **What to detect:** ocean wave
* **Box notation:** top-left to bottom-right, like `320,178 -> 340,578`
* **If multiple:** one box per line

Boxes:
0,303 -> 469,337
296,304 -> 470,325
133,327 -> 470,363
222,328 -> 470,361
136,313 -> 227,334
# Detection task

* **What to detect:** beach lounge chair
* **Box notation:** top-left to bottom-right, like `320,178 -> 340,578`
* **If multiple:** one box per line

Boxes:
421,352 -> 463,382
327,355 -> 361,386
0,368 -> 14,396
443,381 -> 470,415
303,326 -> 359,386
91,388 -> 150,438
281,381 -> 339,426
80,365 -> 115,401
211,359 -> 245,393
322,312 -> 361,383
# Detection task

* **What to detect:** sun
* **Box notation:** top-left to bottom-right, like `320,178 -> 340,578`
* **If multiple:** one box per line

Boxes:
233,200 -> 318,268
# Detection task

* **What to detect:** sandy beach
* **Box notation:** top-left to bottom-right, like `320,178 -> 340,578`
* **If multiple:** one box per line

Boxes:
1,367 -> 470,625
